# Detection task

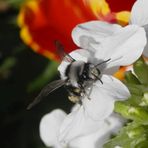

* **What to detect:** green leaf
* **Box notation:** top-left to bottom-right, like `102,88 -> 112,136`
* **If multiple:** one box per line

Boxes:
5,0 -> 23,8
135,141 -> 148,148
125,84 -> 144,96
124,71 -> 141,84
133,57 -> 148,85
106,57 -> 148,148
127,95 -> 143,106
141,93 -> 148,106
104,123 -> 147,148
0,57 -> 17,79
115,101 -> 148,125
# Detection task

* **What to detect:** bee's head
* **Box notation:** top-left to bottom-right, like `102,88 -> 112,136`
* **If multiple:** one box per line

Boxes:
80,63 -> 101,81
88,64 -> 101,80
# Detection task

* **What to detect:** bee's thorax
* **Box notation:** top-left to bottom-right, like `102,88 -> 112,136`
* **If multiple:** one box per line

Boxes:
64,61 -> 101,103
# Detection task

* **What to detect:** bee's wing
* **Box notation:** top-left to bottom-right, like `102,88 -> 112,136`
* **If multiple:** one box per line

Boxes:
27,79 -> 66,109
55,40 -> 75,62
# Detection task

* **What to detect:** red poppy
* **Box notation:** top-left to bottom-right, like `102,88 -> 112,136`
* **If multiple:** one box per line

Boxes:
18,0 -> 136,60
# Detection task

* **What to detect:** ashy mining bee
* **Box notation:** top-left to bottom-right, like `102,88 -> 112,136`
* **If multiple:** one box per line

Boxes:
27,41 -> 110,109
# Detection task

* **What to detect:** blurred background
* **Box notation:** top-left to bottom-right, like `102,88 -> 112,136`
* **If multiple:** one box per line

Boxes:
0,1 -> 73,148
0,0 -> 135,148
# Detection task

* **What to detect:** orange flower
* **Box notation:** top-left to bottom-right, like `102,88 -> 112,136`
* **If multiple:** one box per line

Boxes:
114,66 -> 129,81
18,0 -> 135,61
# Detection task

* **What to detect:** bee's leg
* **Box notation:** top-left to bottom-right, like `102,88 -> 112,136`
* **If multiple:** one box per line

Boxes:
78,84 -> 85,97
87,85 -> 94,100
79,84 -> 92,100
78,99 -> 82,105
95,59 -> 111,67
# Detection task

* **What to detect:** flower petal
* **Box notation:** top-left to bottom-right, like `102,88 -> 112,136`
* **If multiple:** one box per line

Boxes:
59,109 -> 124,147
83,75 -> 130,121
93,25 -> 146,68
72,21 -> 121,50
96,75 -> 130,100
69,114 -> 124,148
105,0 -> 135,12
40,109 -> 66,148
82,84 -> 115,121
143,24 -> 148,57
94,113 -> 125,148
143,46 -> 148,57
59,105 -> 104,145
131,0 -> 148,26
18,0 -> 98,60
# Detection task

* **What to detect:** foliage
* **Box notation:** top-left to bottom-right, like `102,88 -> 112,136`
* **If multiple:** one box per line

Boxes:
104,57 -> 148,148
0,1 -> 71,148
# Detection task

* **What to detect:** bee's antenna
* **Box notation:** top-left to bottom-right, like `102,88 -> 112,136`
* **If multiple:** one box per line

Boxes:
107,56 -> 123,64
95,58 -> 111,67
93,74 -> 103,84
98,78 -> 103,84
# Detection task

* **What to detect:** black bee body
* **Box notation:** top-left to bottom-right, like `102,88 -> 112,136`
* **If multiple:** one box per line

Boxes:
27,41 -> 107,109
64,60 -> 101,103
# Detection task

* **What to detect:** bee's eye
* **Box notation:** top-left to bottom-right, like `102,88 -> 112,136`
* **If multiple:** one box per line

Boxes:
81,70 -> 88,79
92,69 -> 99,75
83,75 -> 87,78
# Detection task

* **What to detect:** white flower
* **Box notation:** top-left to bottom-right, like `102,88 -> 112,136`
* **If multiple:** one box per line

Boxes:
130,0 -> 148,57
40,109 -> 124,148
40,12 -> 146,147
72,0 -> 148,57
56,21 -> 146,145
40,109 -> 66,148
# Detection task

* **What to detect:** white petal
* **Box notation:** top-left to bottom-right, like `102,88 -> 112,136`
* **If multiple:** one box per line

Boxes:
72,21 -> 122,50
72,114 -> 124,148
106,113 -> 126,135
143,45 -> 148,57
69,133 -> 99,148
143,24 -> 148,57
131,0 -> 148,26
59,105 -> 104,145
93,25 -> 146,68
96,75 -> 130,100
59,111 -> 124,148
83,84 -> 115,121
58,49 -> 91,79
94,113 -> 125,147
83,75 -> 130,121
40,109 -> 66,148
102,66 -> 119,75
115,146 -> 123,148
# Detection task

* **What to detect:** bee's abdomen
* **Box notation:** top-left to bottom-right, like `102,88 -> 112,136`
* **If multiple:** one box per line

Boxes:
65,85 -> 83,103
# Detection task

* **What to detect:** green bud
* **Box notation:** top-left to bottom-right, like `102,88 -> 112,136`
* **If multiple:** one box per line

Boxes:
135,141 -> 148,148
133,57 -> 148,85
124,71 -> 140,84
125,84 -> 143,96
127,126 -> 145,139
141,92 -> 148,106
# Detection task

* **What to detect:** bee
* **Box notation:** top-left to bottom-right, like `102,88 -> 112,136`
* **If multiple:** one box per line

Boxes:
27,41 -> 110,109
